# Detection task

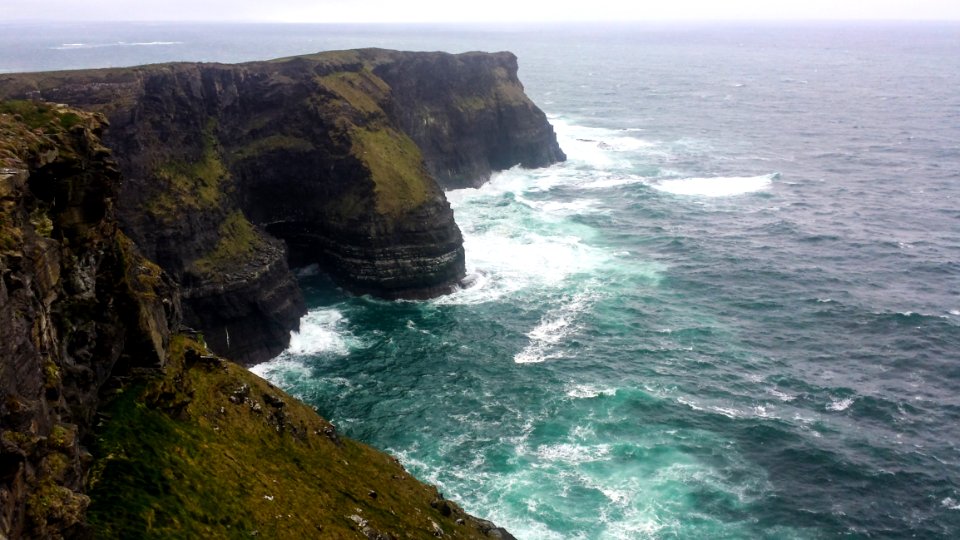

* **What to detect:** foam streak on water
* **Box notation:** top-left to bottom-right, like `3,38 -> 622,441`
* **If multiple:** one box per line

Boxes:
652,173 -> 778,197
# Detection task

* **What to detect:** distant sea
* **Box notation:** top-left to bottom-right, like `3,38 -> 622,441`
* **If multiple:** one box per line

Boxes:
4,21 -> 959,538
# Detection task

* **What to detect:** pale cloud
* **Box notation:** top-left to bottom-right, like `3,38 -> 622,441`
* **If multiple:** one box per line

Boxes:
4,0 -> 959,22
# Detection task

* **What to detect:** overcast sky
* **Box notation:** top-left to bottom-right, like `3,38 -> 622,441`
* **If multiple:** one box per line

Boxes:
5,0 -> 960,23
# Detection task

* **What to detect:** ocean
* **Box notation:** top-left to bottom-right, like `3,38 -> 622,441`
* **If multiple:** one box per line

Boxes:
4,21 -> 959,538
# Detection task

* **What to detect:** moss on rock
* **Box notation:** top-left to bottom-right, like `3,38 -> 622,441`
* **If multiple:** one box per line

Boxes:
145,120 -> 229,221
317,70 -> 390,116
87,336 -> 502,539
231,135 -> 315,161
189,211 -> 266,279
350,126 -> 431,217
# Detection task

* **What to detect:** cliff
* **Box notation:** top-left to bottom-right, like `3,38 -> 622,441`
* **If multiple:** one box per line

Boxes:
368,50 -> 566,188
0,102 -> 516,539
0,49 -> 564,365
0,102 -> 180,537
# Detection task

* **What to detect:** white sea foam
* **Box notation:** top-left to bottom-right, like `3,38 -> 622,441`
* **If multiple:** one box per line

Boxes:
942,497 -> 960,510
129,41 -> 183,46
677,397 -> 705,411
578,173 -> 648,190
827,397 -> 855,411
769,388 -> 797,402
652,173 -> 778,197
535,443 -> 611,465
566,384 -> 617,399
523,197 -> 604,215
950,310 -> 960,316
599,486 -> 631,506
284,308 -> 353,356
52,41 -> 183,50
441,172 -> 607,305
446,165 -> 569,204
711,406 -> 742,419
294,263 -> 320,277
440,230 -> 601,305
249,355 -> 311,380
570,424 -> 597,440
550,118 -> 664,169
515,292 -> 594,363
681,397 -> 780,420
602,517 -> 667,539
754,405 -> 775,418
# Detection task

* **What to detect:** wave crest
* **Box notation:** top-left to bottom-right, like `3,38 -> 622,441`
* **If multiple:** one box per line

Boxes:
653,173 -> 779,197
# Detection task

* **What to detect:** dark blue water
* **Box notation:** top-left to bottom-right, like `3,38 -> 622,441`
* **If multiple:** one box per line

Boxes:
5,22 -> 960,538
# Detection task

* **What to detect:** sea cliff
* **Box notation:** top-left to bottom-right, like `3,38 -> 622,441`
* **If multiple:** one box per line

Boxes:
0,100 -> 519,539
0,49 -> 562,539
0,48 -> 564,366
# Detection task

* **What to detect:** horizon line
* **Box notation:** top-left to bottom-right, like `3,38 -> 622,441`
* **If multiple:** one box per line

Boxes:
3,18 -> 960,25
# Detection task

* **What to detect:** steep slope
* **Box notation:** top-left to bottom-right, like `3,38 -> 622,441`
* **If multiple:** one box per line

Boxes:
0,49 -> 564,365
368,49 -> 566,188
0,102 -> 515,540
88,336 -> 513,539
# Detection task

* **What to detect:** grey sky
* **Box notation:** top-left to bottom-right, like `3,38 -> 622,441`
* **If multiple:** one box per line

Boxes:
5,0 -> 960,23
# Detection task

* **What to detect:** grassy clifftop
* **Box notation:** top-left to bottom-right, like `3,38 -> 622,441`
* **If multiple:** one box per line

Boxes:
88,336 -> 507,539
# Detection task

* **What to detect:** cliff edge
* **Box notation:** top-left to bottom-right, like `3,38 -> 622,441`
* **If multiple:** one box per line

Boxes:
1,102 -> 180,537
0,49 -> 564,365
0,101 -> 516,540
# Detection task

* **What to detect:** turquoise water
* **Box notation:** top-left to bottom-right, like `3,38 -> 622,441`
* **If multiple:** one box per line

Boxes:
253,114 -> 960,537
5,21 -> 960,538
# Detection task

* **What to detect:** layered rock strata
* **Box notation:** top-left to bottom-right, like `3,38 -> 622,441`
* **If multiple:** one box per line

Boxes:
0,49 -> 564,364
370,49 -> 566,188
0,102 -> 516,540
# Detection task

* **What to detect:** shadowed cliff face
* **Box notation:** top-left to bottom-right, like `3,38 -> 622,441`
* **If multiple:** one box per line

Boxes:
0,103 -> 180,538
370,49 -> 566,188
0,49 -> 564,365
0,104 -> 517,540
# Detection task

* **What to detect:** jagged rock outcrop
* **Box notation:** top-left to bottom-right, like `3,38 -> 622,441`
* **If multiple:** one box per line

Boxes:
0,101 -> 516,540
370,49 -> 566,188
0,102 -> 180,538
0,49 -> 564,365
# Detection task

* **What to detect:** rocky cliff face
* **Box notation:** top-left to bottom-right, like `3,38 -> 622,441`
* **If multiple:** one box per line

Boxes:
0,102 -> 517,540
0,102 -> 180,538
0,49 -> 564,365
370,49 -> 566,188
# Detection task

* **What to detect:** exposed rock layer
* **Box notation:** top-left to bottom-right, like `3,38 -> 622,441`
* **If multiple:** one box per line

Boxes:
0,49 -> 564,365
0,102 -> 516,540
371,49 -> 566,188
0,103 -> 180,538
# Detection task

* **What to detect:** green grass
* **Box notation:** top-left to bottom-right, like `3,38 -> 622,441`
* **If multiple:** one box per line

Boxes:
350,127 -> 432,217
115,231 -> 164,298
0,102 -> 63,168
29,206 -> 53,237
0,201 -> 22,251
317,71 -> 389,116
144,120 -> 228,220
231,135 -> 315,161
0,100 -> 81,131
86,336 -> 496,539
190,211 -> 265,279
